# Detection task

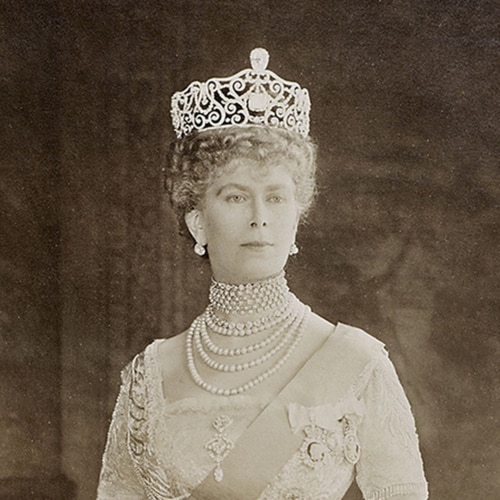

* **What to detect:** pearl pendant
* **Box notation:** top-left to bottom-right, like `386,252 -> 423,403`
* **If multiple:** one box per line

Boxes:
214,465 -> 224,482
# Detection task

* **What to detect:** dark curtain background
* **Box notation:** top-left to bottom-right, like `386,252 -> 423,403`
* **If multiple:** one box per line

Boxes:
0,1 -> 498,499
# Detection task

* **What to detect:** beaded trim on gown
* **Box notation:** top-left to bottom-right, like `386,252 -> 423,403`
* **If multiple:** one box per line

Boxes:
97,323 -> 428,499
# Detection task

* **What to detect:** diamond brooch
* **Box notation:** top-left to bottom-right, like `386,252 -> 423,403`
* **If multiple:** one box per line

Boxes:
205,415 -> 234,482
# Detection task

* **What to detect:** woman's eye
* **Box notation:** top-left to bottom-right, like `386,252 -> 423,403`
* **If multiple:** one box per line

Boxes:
227,194 -> 245,203
269,195 -> 285,203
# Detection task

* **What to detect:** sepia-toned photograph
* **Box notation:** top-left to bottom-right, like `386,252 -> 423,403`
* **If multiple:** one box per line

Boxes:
1,1 -> 498,499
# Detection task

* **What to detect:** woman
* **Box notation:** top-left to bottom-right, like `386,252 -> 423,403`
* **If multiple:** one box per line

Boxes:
98,48 -> 428,499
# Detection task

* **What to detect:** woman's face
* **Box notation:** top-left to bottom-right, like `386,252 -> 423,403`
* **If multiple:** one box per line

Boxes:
186,158 -> 300,284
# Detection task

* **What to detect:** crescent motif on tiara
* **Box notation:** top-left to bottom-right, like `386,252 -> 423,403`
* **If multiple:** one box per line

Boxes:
171,48 -> 311,139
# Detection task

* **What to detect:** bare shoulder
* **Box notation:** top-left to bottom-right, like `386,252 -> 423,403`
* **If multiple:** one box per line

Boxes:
156,330 -> 188,378
308,312 -> 336,338
306,313 -> 385,363
294,311 -> 336,360
334,322 -> 385,352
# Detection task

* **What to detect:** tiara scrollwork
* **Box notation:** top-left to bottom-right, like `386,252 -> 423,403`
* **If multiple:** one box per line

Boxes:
171,48 -> 311,139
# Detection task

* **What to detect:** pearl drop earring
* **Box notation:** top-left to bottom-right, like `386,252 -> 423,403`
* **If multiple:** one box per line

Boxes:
194,242 -> 206,256
289,243 -> 299,256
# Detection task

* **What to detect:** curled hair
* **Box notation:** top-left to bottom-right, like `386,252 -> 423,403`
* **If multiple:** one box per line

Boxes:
164,126 -> 317,237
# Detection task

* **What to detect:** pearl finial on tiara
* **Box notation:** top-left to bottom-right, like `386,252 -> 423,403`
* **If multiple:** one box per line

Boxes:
250,48 -> 269,74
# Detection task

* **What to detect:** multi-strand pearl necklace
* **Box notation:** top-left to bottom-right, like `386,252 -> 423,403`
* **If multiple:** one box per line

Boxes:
186,272 -> 310,396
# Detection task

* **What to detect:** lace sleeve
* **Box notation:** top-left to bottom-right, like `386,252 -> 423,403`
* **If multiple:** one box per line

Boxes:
355,350 -> 428,500
97,365 -> 146,500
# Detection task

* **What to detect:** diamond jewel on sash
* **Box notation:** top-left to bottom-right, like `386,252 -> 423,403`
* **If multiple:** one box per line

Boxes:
206,434 -> 233,458
205,415 -> 234,482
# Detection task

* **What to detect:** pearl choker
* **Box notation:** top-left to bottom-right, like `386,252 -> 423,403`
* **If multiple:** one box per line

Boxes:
206,299 -> 294,336
209,271 -> 289,315
186,272 -> 310,396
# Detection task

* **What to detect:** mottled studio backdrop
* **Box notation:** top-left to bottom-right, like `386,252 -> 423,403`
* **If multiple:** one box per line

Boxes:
0,1 -> 498,499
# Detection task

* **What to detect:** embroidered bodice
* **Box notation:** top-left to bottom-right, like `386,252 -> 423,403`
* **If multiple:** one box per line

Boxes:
97,324 -> 428,499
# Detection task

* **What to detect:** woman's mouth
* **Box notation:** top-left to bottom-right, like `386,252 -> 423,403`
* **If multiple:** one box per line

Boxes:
241,241 -> 273,248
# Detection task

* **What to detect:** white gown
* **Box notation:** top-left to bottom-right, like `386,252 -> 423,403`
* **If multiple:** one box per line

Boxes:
97,324 -> 428,499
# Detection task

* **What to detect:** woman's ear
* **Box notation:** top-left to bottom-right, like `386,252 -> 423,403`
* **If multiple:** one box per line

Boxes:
293,210 -> 301,233
185,209 -> 207,246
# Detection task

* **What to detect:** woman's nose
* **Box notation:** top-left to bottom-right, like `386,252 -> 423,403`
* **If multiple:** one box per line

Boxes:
249,199 -> 268,228
250,220 -> 267,228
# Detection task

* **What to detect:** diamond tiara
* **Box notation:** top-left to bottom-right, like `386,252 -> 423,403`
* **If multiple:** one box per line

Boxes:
171,48 -> 311,139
